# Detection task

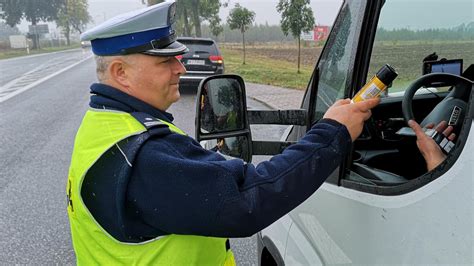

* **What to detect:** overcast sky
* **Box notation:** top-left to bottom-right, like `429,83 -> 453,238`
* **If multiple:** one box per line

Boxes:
86,0 -> 342,27
15,0 -> 474,34
86,0 -> 474,30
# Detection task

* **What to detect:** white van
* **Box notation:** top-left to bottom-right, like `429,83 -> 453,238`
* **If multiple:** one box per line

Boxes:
196,0 -> 473,264
256,0 -> 473,264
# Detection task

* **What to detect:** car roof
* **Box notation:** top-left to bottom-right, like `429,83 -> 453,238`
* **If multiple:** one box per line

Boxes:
177,37 -> 216,43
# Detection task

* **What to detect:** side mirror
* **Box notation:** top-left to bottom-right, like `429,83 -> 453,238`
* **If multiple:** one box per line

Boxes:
195,75 -> 252,162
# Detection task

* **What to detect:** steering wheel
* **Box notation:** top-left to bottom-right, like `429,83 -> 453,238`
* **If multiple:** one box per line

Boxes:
402,73 -> 472,135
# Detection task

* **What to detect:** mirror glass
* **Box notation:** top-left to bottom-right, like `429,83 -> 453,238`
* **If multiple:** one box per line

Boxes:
199,78 -> 245,134
211,135 -> 251,162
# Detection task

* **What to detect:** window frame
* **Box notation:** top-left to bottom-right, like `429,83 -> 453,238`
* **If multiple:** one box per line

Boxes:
340,0 -> 473,195
303,0 -> 373,184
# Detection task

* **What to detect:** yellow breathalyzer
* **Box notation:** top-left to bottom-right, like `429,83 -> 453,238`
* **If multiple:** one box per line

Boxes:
352,64 -> 398,103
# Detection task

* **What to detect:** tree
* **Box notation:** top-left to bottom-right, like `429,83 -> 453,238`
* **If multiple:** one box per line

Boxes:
277,0 -> 315,73
142,0 -> 224,38
196,0 -> 222,37
0,0 -> 62,49
0,1 -> 24,27
56,0 -> 91,46
69,0 -> 91,35
176,0 -> 193,36
227,4 -> 255,65
209,16 -> 223,38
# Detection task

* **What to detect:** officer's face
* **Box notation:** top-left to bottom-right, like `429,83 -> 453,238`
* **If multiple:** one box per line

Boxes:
126,54 -> 186,111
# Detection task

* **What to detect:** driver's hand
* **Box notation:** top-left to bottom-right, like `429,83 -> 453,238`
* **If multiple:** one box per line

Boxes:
408,120 -> 456,171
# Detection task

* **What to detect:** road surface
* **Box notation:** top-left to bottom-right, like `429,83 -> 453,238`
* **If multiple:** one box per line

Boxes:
0,49 -> 287,264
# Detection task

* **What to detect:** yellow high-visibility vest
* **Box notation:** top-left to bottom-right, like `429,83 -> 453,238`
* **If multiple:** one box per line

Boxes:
67,108 -> 235,265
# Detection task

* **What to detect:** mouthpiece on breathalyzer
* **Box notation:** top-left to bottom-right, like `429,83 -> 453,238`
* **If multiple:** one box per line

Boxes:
352,64 -> 398,103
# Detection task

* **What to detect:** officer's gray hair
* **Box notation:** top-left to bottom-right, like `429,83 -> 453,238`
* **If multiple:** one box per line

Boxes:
95,55 -> 114,82
94,56 -> 108,82
94,55 -> 135,83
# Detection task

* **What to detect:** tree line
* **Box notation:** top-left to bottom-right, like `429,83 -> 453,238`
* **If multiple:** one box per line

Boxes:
222,0 -> 313,71
201,23 -> 295,43
0,0 -> 91,49
143,0 -> 225,38
1,0 -> 471,65
144,0 -> 314,71
0,0 -> 315,72
375,23 -> 474,42
206,22 -> 473,43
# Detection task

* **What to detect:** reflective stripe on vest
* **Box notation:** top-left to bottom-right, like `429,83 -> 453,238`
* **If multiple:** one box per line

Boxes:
67,108 -> 235,265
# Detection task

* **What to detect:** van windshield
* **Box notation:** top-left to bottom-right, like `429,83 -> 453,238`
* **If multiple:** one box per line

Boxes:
367,0 -> 474,95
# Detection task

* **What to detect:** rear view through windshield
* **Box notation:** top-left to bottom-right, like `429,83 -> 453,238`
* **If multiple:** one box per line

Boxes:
179,40 -> 219,55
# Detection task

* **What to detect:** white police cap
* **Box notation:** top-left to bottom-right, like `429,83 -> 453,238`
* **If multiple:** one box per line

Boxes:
81,0 -> 187,56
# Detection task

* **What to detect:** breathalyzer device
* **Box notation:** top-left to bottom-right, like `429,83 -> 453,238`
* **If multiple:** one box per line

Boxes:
352,64 -> 398,103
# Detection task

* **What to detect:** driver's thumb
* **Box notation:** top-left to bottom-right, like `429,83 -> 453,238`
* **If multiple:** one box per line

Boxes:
408,120 -> 425,138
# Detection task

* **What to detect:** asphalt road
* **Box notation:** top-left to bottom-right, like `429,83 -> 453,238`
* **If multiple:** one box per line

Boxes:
0,50 -> 287,264
0,53 -> 91,264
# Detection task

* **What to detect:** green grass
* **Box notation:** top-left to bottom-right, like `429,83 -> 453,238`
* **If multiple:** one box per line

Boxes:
368,40 -> 474,92
0,44 -> 81,60
221,47 -> 313,90
222,40 -> 473,92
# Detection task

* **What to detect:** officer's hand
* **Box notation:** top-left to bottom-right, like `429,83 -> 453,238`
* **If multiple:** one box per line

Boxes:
323,98 -> 380,141
408,120 -> 455,171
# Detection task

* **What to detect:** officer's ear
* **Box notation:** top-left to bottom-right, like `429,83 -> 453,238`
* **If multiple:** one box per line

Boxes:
108,58 -> 133,88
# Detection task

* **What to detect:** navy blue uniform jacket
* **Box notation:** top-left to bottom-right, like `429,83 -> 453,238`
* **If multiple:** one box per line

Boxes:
83,83 -> 352,242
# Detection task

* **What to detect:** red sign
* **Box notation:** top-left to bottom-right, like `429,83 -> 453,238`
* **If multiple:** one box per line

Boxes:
314,26 -> 330,41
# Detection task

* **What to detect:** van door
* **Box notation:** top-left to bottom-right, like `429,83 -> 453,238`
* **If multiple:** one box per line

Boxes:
286,0 -> 473,264
283,0 -> 372,264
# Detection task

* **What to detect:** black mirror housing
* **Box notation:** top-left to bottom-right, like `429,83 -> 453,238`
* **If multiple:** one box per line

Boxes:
195,74 -> 253,162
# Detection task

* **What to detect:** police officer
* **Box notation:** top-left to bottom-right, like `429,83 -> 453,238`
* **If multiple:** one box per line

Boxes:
66,1 -> 380,264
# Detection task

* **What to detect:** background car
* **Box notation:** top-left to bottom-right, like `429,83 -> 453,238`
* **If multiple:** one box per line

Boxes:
176,37 -> 224,89
80,40 -> 91,48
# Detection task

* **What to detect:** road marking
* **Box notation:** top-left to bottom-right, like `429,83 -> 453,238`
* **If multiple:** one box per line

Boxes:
0,48 -> 85,62
0,54 -> 93,103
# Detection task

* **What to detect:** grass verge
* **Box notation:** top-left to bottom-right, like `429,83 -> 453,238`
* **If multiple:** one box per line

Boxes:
0,44 -> 81,60
221,47 -> 313,90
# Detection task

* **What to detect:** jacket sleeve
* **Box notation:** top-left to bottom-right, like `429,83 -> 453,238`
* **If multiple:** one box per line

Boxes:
128,118 -> 351,238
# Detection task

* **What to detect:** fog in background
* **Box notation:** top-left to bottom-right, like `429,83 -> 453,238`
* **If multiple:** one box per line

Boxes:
84,0 -> 474,30
14,0 -> 473,34
15,0 -> 341,35
85,0 -> 342,28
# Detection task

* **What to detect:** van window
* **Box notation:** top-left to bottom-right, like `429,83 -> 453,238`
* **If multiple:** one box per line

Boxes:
366,0 -> 474,96
342,0 -> 473,195
313,0 -> 367,121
